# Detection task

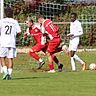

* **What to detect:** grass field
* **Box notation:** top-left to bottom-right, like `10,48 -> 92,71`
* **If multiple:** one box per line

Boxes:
0,51 -> 96,96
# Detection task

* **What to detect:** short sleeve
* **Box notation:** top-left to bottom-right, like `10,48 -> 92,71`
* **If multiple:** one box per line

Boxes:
15,20 -> 21,33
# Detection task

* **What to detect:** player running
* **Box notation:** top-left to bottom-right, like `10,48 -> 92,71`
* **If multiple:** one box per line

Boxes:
25,18 -> 63,72
36,14 -> 63,73
64,13 -> 86,71
0,7 -> 21,80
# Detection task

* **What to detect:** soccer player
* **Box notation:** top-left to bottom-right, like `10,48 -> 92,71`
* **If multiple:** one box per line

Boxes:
66,13 -> 86,71
0,7 -> 21,80
0,29 -> 3,73
36,15 -> 63,73
25,18 -> 63,72
0,61 -> 3,73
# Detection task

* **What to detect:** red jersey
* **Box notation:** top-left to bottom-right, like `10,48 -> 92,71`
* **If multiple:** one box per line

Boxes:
29,25 -> 46,45
42,19 -> 59,40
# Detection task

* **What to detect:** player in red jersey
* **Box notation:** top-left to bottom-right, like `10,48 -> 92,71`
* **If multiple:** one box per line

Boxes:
25,18 -> 63,71
36,15 -> 63,73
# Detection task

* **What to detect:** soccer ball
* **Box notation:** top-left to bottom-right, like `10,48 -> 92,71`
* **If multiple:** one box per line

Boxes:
89,63 -> 96,70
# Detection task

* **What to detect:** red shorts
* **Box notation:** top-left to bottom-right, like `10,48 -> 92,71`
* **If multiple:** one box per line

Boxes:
46,37 -> 61,53
32,43 -> 47,52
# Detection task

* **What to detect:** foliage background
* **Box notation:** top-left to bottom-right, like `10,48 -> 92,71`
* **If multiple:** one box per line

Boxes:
4,0 -> 96,47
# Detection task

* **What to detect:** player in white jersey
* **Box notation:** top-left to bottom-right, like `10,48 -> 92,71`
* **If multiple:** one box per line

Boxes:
0,28 -> 3,73
66,13 -> 86,71
0,7 -> 21,80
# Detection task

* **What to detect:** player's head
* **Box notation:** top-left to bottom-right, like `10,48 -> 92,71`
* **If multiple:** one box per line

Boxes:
26,17 -> 34,28
36,14 -> 44,24
70,13 -> 77,22
4,7 -> 13,18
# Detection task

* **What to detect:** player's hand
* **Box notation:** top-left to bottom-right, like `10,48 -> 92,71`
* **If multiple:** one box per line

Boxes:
67,34 -> 74,40
24,32 -> 28,38
67,34 -> 74,37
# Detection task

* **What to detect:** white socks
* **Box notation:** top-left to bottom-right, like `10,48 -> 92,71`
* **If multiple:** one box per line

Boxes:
71,57 -> 76,71
73,54 -> 85,64
8,68 -> 12,76
39,58 -> 43,62
2,66 -> 8,74
2,66 -> 12,76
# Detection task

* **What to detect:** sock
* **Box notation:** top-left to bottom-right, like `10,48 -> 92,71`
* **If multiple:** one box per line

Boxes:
71,57 -> 76,71
39,58 -> 43,62
8,68 -> 12,76
48,64 -> 54,70
51,55 -> 60,66
29,51 -> 40,61
2,66 -> 8,74
73,54 -> 85,64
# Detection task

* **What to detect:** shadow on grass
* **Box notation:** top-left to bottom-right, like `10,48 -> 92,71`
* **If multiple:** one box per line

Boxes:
12,76 -> 49,80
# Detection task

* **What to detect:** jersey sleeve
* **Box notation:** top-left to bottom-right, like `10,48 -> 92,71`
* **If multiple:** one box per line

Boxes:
15,20 -> 21,33
74,22 -> 83,36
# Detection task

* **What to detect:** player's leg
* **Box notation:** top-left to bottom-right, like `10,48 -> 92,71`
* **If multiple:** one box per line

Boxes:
7,48 -> 16,80
0,48 -> 8,80
69,51 -> 76,71
7,58 -> 13,80
69,38 -> 80,71
73,54 -> 86,70
51,54 -> 63,72
0,59 -> 3,73
46,38 -> 61,73
1,57 -> 8,80
29,44 -> 45,69
46,52 -> 55,73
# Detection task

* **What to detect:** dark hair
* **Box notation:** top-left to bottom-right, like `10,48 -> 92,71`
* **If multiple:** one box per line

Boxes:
71,13 -> 77,18
36,14 -> 44,20
4,7 -> 13,18
26,17 -> 34,23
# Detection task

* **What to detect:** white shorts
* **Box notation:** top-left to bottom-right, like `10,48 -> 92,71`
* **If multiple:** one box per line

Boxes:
0,47 -> 16,58
69,38 -> 79,51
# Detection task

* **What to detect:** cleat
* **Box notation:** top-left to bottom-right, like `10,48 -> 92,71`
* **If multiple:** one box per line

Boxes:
7,75 -> 12,80
82,63 -> 86,71
48,69 -> 56,73
2,74 -> 8,80
58,64 -> 63,72
37,61 -> 45,69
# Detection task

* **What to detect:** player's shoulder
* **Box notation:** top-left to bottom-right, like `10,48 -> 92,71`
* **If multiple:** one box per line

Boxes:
45,19 -> 51,23
2,18 -> 18,23
75,20 -> 81,24
34,23 -> 41,29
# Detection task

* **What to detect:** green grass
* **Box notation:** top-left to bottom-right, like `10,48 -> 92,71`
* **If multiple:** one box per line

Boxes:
0,51 -> 96,96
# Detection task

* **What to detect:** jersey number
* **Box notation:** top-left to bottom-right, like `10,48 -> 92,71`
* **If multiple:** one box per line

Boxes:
5,25 -> 12,35
49,24 -> 56,31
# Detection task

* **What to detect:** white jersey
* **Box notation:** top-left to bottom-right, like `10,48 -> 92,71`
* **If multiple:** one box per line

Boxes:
70,20 -> 83,38
0,18 -> 21,48
69,20 -> 83,51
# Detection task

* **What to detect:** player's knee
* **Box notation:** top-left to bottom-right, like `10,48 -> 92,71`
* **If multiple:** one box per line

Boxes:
69,51 -> 75,57
29,49 -> 34,55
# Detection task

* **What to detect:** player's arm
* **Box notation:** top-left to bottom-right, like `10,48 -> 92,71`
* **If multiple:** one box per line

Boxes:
73,22 -> 83,37
24,28 -> 30,38
74,23 -> 83,37
15,20 -> 22,37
